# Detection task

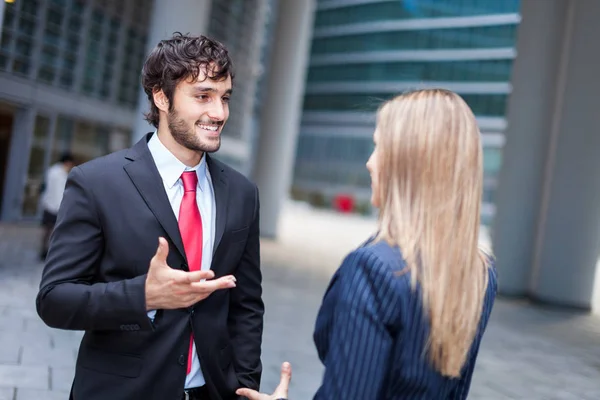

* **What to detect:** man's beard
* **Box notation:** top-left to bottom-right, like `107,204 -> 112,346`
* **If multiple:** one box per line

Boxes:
167,108 -> 222,153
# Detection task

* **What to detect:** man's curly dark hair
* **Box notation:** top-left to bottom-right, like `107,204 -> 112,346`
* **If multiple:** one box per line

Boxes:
141,32 -> 234,128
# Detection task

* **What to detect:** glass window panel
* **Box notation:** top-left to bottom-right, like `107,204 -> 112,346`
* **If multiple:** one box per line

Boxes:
82,79 -> 95,94
59,72 -> 74,88
311,25 -> 518,55
3,6 -> 16,28
90,24 -> 103,39
22,114 -> 51,217
307,59 -> 515,83
20,0 -> 39,18
38,66 -> 55,83
105,47 -> 115,60
62,52 -> 77,70
43,29 -> 61,47
72,0 -> 84,14
18,16 -> 36,37
1,31 -> 12,51
303,93 -> 508,116
46,7 -> 63,27
92,9 -> 104,25
52,116 -> 73,163
86,39 -> 101,56
108,31 -> 118,46
68,16 -> 82,33
67,33 -> 79,49
12,57 -> 30,75
71,121 -> 109,163
483,146 -> 502,175
314,0 -> 521,28
40,45 -> 58,66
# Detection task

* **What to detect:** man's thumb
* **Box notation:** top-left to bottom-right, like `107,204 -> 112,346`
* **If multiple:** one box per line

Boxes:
154,237 -> 169,263
275,362 -> 292,393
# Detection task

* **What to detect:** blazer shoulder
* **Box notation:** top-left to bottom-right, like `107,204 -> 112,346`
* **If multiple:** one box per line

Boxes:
357,240 -> 406,273
338,242 -> 406,294
333,242 -> 406,327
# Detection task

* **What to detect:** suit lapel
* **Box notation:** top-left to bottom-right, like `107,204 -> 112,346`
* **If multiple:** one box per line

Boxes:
207,154 -> 228,256
123,133 -> 187,261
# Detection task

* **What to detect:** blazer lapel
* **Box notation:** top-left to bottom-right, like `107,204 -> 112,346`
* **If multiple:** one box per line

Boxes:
123,133 -> 187,261
207,154 -> 228,256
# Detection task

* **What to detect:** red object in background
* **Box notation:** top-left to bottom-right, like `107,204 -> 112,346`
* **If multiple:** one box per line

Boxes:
334,194 -> 354,213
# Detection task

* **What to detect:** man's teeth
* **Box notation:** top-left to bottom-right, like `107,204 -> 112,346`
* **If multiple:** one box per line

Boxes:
198,124 -> 218,131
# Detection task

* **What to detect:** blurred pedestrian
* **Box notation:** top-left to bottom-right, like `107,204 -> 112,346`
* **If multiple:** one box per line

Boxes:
39,152 -> 74,260
238,89 -> 498,400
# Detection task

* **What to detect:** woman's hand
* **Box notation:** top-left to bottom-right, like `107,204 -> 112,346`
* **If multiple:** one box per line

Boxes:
236,362 -> 292,400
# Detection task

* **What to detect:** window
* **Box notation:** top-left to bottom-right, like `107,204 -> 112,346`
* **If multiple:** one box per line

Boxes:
315,0 -> 521,27
311,25 -> 519,54
303,93 -> 508,117
307,59 -> 514,83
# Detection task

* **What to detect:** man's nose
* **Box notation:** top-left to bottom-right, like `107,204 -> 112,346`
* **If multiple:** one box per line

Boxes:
207,101 -> 226,121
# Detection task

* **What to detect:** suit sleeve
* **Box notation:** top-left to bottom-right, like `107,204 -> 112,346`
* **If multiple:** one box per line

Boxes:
228,184 -> 264,390
36,166 -> 153,332
313,250 -> 400,400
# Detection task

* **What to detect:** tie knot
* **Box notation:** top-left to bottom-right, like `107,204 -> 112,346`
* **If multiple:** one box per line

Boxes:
181,171 -> 198,192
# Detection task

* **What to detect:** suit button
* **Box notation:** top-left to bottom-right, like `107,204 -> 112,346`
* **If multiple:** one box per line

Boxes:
132,324 -> 140,331
178,354 -> 186,366
120,325 -> 126,331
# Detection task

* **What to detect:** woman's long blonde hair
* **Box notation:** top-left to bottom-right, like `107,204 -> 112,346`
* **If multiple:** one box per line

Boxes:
374,88 -> 491,378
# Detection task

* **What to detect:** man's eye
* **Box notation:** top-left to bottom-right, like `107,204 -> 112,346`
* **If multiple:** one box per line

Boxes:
222,97 -> 230,103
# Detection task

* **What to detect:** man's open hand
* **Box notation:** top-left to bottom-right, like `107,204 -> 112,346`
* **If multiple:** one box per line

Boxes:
145,237 -> 236,310
236,362 -> 292,400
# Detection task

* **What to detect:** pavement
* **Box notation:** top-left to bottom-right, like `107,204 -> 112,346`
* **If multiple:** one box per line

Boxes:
1,202 -> 600,399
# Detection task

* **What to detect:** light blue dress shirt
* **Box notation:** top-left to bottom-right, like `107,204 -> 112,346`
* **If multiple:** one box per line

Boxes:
147,132 -> 216,389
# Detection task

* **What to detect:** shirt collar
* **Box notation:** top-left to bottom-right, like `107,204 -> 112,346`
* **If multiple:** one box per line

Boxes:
147,132 -> 208,192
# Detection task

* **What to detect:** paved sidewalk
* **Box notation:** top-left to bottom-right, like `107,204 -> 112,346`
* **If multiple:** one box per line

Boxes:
1,207 -> 600,399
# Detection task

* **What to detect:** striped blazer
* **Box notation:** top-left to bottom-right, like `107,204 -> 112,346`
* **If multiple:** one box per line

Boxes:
312,239 -> 497,399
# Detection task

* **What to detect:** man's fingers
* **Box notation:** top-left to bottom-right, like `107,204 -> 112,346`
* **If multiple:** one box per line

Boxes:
234,388 -> 262,400
180,270 -> 215,283
153,237 -> 169,264
274,362 -> 292,395
190,275 -> 236,292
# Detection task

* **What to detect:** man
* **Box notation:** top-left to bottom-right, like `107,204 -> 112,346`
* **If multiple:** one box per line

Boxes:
36,33 -> 264,400
39,152 -> 74,260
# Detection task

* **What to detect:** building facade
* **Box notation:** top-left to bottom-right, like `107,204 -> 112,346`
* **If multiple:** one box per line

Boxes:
0,0 -> 271,221
0,0 -> 149,220
293,0 -> 521,224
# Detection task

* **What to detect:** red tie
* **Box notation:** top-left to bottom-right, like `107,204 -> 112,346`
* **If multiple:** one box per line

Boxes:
178,171 -> 203,375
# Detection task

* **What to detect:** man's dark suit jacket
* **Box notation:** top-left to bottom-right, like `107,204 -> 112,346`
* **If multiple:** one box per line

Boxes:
36,133 -> 264,400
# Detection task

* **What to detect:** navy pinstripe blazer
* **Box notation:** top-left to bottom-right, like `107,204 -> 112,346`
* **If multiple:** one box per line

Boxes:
313,239 -> 497,399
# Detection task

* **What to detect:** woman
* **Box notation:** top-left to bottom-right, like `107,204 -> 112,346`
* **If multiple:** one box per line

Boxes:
238,89 -> 498,400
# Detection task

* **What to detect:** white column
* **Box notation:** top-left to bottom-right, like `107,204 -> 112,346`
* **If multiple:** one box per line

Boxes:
132,0 -> 213,144
494,0 -> 600,310
492,0 -> 569,296
251,0 -> 316,238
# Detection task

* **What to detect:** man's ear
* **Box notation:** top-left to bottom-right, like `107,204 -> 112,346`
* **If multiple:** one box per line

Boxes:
153,89 -> 169,113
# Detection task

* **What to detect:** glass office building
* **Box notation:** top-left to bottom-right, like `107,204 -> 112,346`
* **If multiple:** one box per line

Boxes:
0,0 -> 519,226
0,0 -> 151,220
0,0 -> 271,221
293,0 -> 521,223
